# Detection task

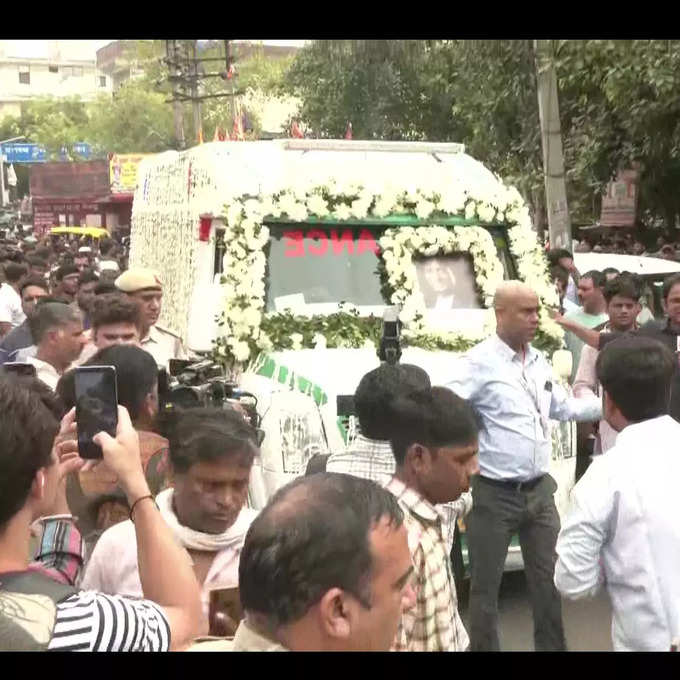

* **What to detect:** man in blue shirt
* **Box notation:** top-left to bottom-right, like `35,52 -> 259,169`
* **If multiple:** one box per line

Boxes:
447,281 -> 601,651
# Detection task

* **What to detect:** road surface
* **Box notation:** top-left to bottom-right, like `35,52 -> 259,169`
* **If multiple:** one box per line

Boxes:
459,571 -> 614,651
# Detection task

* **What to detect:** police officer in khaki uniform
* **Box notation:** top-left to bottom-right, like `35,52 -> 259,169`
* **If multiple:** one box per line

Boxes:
114,268 -> 188,368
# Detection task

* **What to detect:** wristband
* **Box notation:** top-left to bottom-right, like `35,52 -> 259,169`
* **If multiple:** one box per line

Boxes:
129,495 -> 157,523
39,514 -> 77,523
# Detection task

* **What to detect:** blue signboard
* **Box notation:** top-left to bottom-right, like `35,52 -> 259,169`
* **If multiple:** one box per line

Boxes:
72,142 -> 92,159
1,143 -> 47,164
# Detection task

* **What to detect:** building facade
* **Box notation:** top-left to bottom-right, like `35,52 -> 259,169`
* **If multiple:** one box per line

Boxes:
0,40 -> 111,118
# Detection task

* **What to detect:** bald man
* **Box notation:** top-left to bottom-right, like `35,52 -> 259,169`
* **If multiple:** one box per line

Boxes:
447,281 -> 601,651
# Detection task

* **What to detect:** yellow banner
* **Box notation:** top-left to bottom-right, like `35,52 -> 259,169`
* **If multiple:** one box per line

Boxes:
110,153 -> 150,194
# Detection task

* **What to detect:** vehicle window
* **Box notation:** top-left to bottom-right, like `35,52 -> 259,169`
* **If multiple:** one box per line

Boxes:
264,223 -> 513,314
265,225 -> 386,311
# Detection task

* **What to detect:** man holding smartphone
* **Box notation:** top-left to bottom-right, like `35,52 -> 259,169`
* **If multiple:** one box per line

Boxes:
0,375 -> 202,651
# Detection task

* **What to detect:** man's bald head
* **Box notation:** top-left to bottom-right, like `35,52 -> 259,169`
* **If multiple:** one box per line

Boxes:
493,280 -> 540,350
239,473 -> 405,635
493,281 -> 538,310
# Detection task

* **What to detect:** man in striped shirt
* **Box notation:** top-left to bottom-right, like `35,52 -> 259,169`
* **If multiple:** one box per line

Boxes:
385,386 -> 480,651
0,375 -> 203,651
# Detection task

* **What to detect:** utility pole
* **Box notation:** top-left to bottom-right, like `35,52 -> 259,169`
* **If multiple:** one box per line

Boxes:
225,40 -> 236,126
534,39 -> 572,250
166,41 -> 186,149
191,40 -> 202,143
162,40 -> 242,148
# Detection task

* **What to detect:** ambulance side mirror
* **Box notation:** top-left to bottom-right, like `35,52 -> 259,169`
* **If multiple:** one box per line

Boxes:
552,349 -> 573,383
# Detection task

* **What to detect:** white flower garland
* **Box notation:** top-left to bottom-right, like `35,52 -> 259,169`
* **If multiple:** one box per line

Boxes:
379,225 -> 502,345
216,176 -> 563,365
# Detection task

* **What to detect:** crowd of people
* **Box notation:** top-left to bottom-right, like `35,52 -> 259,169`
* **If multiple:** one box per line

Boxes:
571,229 -> 680,261
0,231 -> 679,653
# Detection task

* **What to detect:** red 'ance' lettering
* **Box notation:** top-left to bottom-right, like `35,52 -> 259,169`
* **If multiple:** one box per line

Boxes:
283,230 -> 304,257
307,229 -> 329,255
282,228 -> 379,257
356,230 -> 379,255
330,229 -> 355,254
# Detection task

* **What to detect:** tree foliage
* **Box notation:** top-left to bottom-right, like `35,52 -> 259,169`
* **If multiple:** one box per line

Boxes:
87,80 -> 175,153
285,40 -> 460,141
0,40 -> 294,160
284,39 -> 680,231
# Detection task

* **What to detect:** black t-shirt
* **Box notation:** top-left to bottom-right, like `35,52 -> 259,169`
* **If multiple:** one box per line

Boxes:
599,319 -> 680,422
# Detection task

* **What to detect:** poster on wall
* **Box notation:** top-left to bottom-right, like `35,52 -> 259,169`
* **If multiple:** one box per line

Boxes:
109,154 -> 150,194
600,168 -> 639,228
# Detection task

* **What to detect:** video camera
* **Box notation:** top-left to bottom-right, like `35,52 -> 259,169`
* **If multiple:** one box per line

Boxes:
377,306 -> 402,366
159,357 -> 264,444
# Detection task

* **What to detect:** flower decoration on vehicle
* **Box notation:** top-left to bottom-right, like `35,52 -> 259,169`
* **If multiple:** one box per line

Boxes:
378,224 -> 503,334
212,176 -> 563,369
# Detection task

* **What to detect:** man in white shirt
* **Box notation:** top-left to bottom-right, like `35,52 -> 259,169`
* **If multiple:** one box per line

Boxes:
82,408 -> 259,637
555,336 -> 680,651
26,302 -> 87,390
0,262 -> 28,337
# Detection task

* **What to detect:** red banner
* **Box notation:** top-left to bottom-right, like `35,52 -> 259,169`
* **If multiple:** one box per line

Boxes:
600,168 -> 639,228
30,161 -> 111,201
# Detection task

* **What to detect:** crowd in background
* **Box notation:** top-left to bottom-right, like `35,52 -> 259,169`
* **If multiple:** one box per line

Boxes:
0,229 -> 679,653
571,229 -> 680,261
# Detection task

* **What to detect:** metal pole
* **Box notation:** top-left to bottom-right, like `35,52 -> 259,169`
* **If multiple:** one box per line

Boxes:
166,41 -> 186,150
225,41 -> 236,126
191,40 -> 202,143
534,39 -> 572,250
0,153 -> 5,208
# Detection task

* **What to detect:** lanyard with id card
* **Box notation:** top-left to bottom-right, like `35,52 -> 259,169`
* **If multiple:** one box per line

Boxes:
519,366 -> 551,439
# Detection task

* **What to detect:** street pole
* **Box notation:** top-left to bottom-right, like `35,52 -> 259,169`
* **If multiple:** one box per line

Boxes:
225,40 -> 236,127
0,152 -> 5,208
166,41 -> 186,149
534,39 -> 572,250
191,40 -> 202,143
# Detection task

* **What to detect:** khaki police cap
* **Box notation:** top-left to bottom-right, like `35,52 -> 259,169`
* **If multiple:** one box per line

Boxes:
115,268 -> 163,293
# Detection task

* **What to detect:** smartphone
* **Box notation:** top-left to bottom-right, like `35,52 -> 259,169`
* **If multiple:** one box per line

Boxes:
74,365 -> 118,460
3,362 -> 37,378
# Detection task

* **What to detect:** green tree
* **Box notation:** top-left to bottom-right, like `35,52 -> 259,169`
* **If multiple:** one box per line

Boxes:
86,80 -> 176,153
0,96 -> 89,159
285,39 -> 680,232
284,40 -> 458,141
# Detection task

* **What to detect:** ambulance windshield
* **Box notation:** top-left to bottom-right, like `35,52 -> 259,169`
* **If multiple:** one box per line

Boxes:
265,225 -> 386,313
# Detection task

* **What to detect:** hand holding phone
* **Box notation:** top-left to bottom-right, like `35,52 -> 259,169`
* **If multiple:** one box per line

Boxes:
91,405 -> 147,501
75,366 -> 118,460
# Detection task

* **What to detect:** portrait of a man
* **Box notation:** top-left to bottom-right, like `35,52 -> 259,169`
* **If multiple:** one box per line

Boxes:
415,255 -> 481,310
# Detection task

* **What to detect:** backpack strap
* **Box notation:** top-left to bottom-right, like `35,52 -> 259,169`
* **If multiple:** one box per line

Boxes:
0,570 -> 79,651
0,570 -> 78,603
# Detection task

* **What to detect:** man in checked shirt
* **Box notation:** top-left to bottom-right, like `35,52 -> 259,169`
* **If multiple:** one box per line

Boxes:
385,386 -> 480,651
